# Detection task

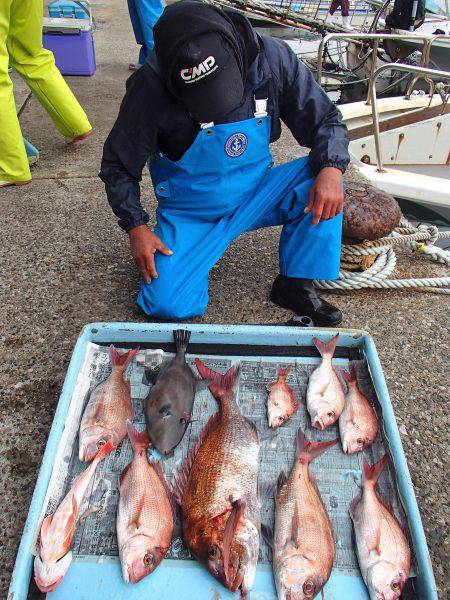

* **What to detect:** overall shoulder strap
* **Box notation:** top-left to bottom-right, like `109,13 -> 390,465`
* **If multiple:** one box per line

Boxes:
254,82 -> 269,118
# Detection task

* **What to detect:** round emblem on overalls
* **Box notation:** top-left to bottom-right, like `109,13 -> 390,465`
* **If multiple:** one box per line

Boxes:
225,132 -> 248,157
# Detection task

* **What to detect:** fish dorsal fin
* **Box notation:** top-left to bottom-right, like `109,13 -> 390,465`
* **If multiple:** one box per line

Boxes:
39,514 -> 53,548
378,493 -> 393,516
119,463 -> 132,489
59,495 -> 77,550
261,523 -> 274,549
290,503 -> 301,546
349,495 -> 361,519
277,471 -> 288,494
150,459 -> 177,518
259,480 -> 276,503
172,412 -> 220,505
223,499 -> 246,586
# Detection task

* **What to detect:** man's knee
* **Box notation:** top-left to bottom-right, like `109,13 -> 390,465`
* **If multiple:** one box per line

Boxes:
138,278 -> 207,320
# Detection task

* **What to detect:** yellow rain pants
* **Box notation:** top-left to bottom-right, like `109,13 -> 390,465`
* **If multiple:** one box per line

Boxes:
0,0 -> 92,183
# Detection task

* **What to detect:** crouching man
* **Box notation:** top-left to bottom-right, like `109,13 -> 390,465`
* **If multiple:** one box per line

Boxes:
100,0 -> 350,324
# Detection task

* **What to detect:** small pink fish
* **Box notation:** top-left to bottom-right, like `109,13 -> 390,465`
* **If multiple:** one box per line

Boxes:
339,366 -> 378,454
117,422 -> 173,584
267,366 -> 299,428
79,346 -> 139,461
268,429 -> 338,600
350,455 -> 411,600
34,440 -> 114,592
306,334 -> 345,430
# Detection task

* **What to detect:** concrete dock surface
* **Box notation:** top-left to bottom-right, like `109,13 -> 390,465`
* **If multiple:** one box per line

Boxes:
0,0 -> 448,596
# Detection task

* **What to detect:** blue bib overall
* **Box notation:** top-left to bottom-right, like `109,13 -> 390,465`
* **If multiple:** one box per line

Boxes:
138,96 -> 342,319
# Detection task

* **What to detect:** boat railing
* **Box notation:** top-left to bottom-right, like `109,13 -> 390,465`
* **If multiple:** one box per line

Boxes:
369,63 -> 450,173
316,32 -> 448,99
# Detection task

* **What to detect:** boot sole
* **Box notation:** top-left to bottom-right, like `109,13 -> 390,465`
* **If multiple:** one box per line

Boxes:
0,180 -> 30,188
269,291 -> 343,327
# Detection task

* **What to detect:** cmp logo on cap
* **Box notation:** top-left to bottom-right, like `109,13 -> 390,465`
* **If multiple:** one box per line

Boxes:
225,133 -> 248,157
181,56 -> 218,84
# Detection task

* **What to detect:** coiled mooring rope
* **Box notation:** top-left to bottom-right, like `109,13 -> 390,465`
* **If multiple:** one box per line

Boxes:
314,218 -> 450,294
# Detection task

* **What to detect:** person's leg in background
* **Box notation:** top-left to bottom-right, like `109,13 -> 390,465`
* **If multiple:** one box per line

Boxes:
341,0 -> 354,30
127,0 -> 146,70
7,0 -> 91,143
0,0 -> 31,186
127,0 -> 164,70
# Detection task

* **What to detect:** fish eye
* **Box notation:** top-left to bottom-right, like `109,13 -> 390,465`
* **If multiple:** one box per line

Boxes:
97,439 -> 106,448
209,545 -> 221,559
357,437 -> 364,445
391,580 -> 400,591
143,553 -> 154,567
303,579 -> 316,595
327,410 -> 335,418
159,405 -> 171,418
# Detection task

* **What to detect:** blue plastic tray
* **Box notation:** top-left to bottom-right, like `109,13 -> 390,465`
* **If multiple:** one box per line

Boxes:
8,323 -> 438,600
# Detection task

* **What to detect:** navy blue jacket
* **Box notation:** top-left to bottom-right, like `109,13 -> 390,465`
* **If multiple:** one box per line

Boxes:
100,13 -> 350,231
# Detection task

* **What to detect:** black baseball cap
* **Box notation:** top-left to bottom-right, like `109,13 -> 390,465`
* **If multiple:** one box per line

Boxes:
172,32 -> 244,123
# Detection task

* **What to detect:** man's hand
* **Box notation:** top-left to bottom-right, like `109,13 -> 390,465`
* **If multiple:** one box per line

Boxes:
128,225 -> 173,284
305,167 -> 344,226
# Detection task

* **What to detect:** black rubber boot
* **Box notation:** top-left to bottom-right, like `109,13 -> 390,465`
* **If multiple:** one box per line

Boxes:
270,275 -> 342,327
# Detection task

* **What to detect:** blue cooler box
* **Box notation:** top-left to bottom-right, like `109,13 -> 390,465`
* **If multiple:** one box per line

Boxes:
48,0 -> 90,19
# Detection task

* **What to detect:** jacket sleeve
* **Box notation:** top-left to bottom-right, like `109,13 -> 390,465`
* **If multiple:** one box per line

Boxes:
99,68 -> 159,231
277,42 -> 350,174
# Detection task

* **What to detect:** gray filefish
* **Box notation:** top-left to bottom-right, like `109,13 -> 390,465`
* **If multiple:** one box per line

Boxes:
145,329 -> 205,456
265,429 -> 338,600
173,359 -> 260,598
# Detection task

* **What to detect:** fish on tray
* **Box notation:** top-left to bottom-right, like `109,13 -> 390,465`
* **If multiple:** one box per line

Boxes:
350,455 -> 411,600
267,366 -> 299,428
339,365 -> 379,454
306,334 -> 345,430
34,440 -> 114,593
173,359 -> 260,598
145,329 -> 207,456
117,422 -> 173,584
263,429 -> 338,600
79,346 -> 139,461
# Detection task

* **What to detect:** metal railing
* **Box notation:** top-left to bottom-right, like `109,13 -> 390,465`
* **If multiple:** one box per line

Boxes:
316,32 -> 445,94
369,63 -> 450,172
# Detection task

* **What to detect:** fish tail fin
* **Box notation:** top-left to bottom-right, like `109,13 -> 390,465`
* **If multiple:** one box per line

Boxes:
195,358 -> 240,397
296,427 -> 338,464
277,365 -> 292,380
363,454 -> 387,488
341,364 -> 357,385
174,329 -> 191,355
93,439 -> 115,464
313,334 -> 339,359
126,420 -> 149,453
108,346 -> 139,370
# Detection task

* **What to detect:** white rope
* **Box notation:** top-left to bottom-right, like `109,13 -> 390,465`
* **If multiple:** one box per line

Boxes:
314,219 -> 450,294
